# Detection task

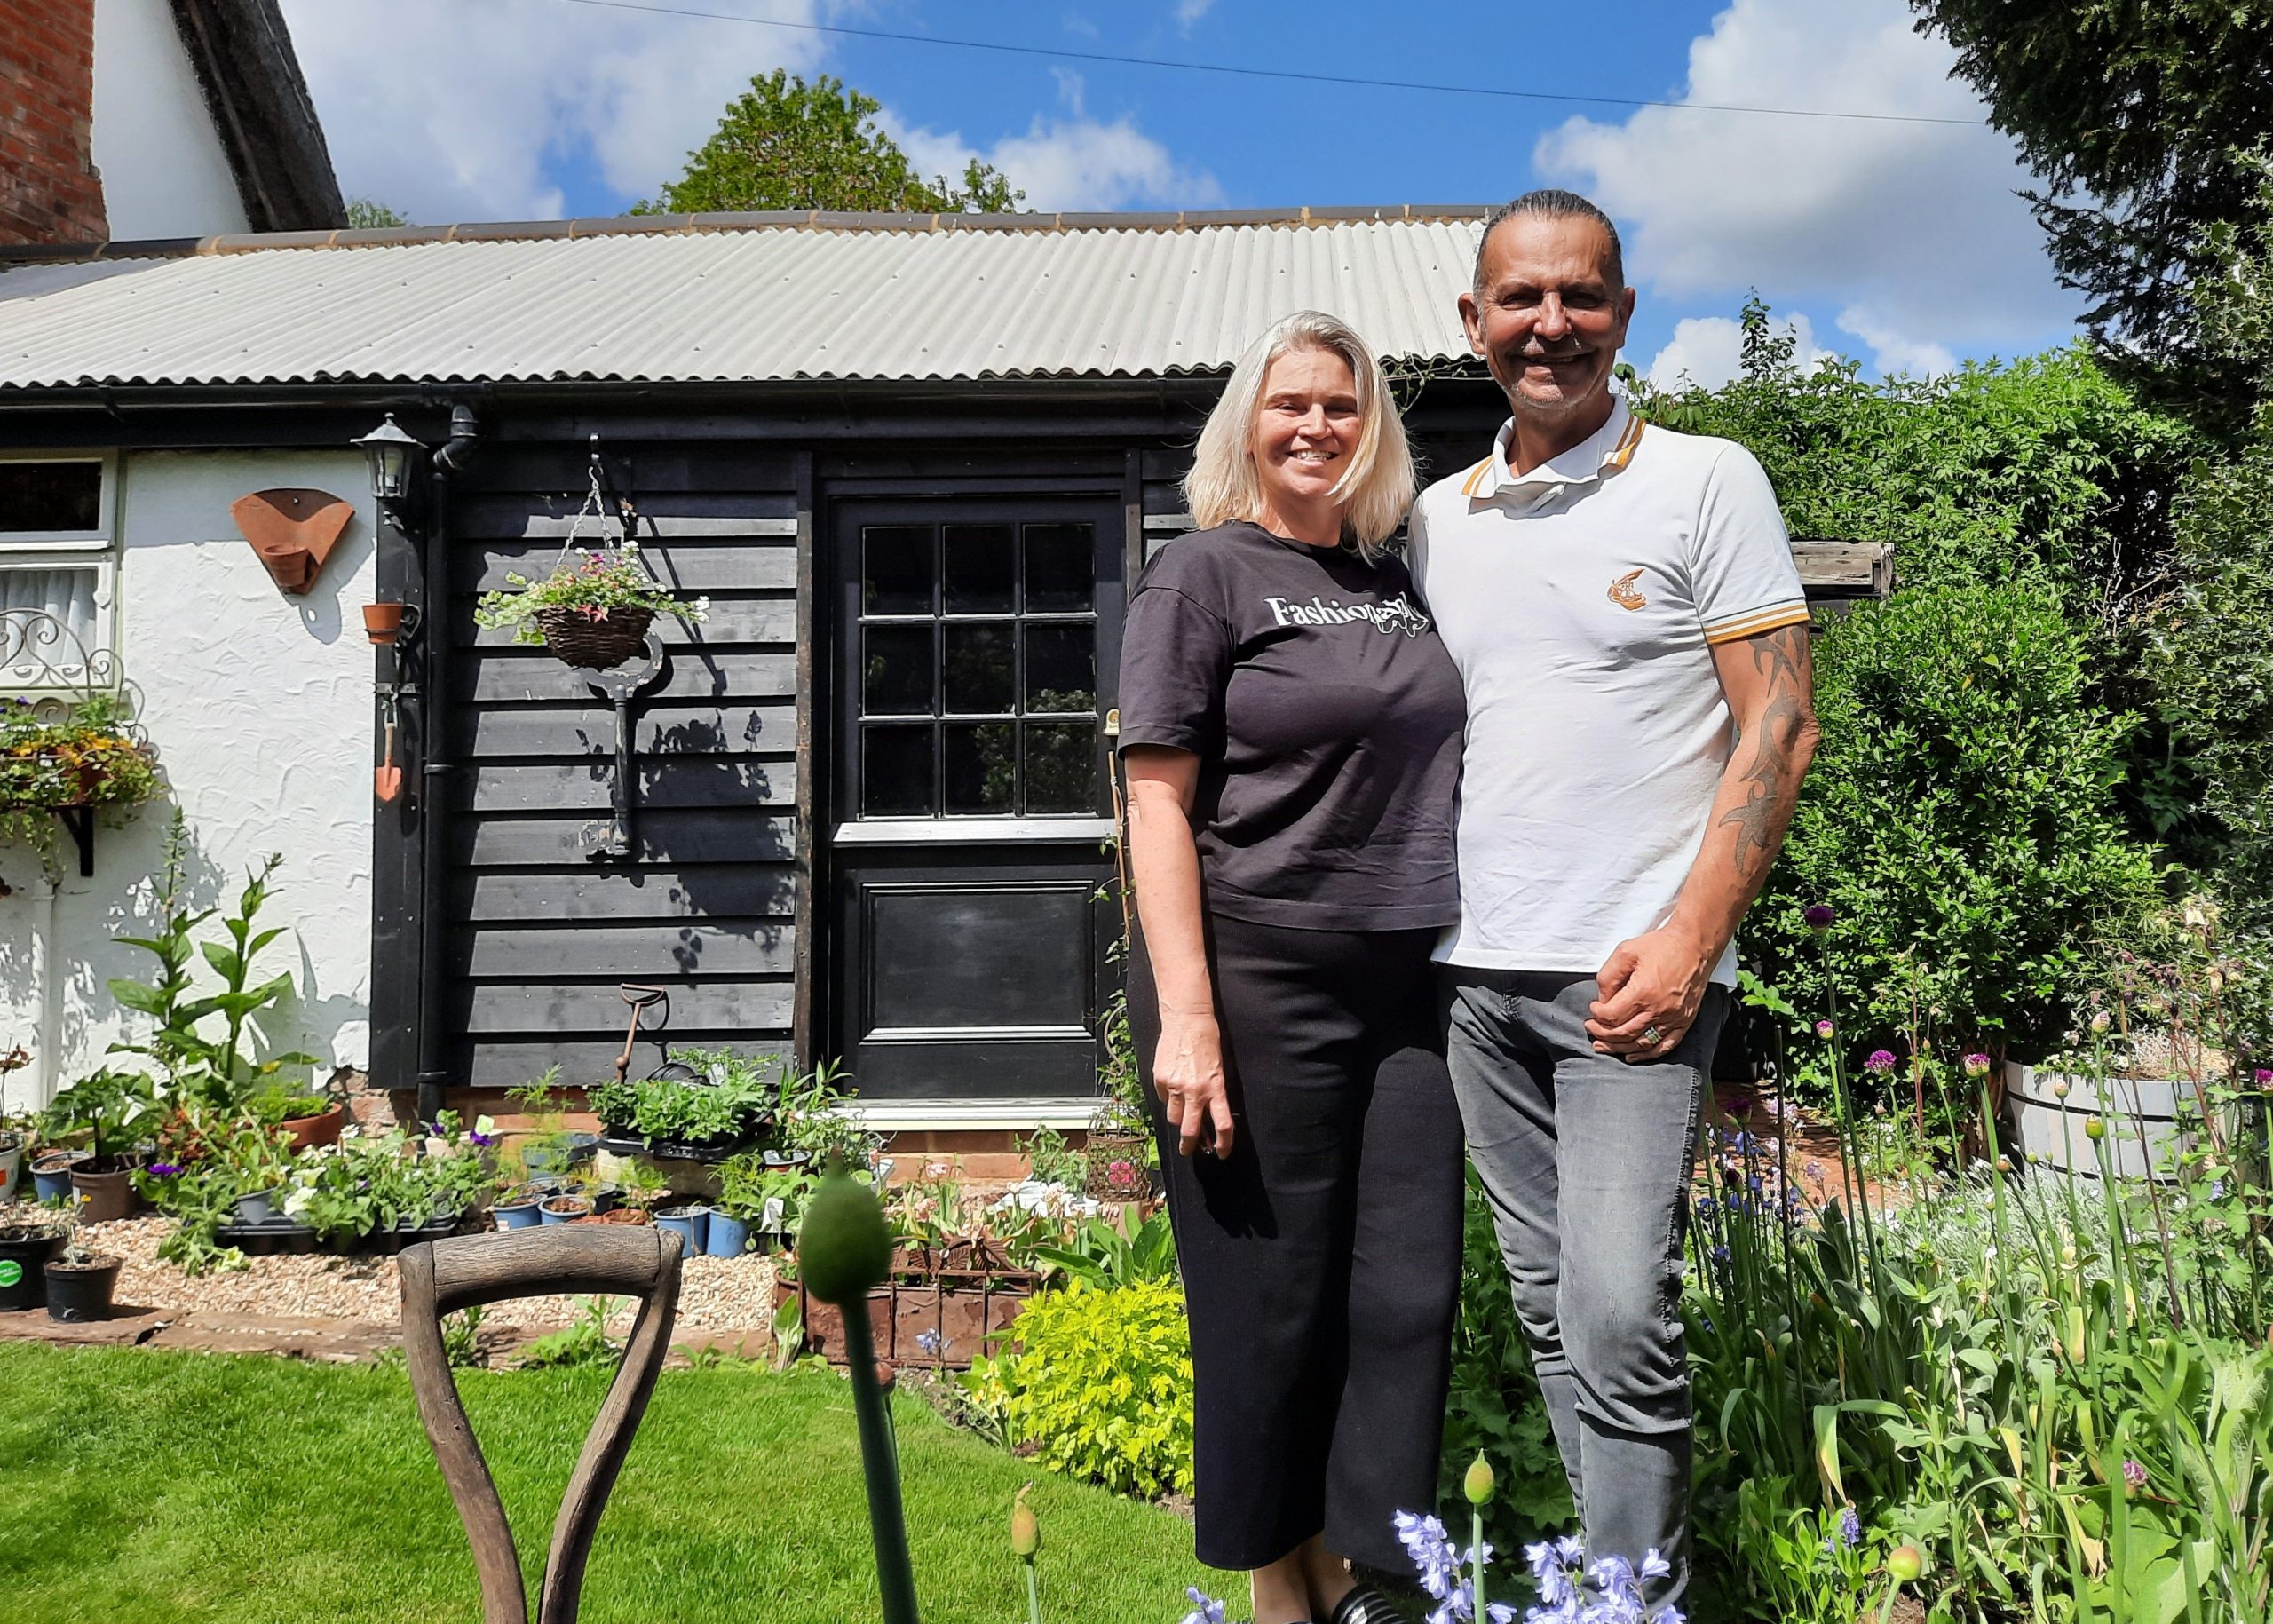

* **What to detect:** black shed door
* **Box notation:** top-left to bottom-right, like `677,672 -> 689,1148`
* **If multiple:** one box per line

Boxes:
828,496 -> 1126,1099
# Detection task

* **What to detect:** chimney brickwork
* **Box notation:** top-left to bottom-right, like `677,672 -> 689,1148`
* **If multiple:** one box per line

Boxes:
0,0 -> 107,245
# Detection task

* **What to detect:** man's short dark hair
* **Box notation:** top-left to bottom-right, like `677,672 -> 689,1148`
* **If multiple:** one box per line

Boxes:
1473,189 -> 1625,294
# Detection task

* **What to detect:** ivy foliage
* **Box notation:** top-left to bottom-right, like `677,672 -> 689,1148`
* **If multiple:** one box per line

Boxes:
1754,583 -> 2160,1059
639,71 -> 1021,215
1633,312 -> 2200,620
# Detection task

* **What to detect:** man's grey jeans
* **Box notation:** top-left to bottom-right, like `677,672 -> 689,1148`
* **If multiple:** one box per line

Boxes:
1439,969 -> 1729,1612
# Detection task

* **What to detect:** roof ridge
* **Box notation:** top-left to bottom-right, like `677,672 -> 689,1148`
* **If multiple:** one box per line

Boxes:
0,204 -> 1494,264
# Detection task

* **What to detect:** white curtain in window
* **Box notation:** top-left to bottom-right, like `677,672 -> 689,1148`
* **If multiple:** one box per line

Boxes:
0,565 -> 105,681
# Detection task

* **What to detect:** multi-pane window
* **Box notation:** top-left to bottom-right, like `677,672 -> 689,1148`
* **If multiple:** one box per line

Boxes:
857,519 -> 1100,817
0,455 -> 117,693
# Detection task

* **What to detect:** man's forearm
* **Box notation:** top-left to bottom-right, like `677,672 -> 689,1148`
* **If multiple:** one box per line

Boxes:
1667,621 -> 1819,959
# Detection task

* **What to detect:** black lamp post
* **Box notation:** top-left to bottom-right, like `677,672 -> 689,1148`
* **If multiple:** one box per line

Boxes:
352,415 -> 426,514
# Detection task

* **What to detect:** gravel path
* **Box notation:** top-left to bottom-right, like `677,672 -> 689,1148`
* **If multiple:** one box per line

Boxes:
89,1216 -> 781,1336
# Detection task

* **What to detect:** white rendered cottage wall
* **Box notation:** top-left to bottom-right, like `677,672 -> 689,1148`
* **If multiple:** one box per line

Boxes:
89,0 -> 252,240
0,450 -> 376,1111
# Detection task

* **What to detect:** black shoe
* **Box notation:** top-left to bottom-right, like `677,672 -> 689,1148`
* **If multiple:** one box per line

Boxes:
1328,1585 -> 1409,1624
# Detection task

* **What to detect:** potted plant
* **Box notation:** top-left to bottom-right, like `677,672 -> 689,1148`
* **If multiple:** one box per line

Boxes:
473,536 -> 709,671
503,1070 -> 598,1177
43,1067 -> 156,1222
28,1147 -> 89,1202
709,1152 -> 771,1258
0,1204 -> 70,1311
653,1200 -> 709,1255
250,1084 -> 350,1151
492,1181 -> 550,1230
43,1209 -> 122,1324
540,1192 -> 595,1225
0,692 -> 162,871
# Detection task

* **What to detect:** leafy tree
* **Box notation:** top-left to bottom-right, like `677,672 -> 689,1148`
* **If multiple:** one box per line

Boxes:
640,71 -> 1021,214
344,198 -> 408,228
1909,0 -> 2273,424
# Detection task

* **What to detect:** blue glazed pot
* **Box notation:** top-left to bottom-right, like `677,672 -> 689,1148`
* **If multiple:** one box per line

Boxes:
538,1196 -> 593,1225
29,1153 -> 87,1203
654,1204 -> 709,1255
705,1209 -> 753,1258
493,1199 -> 543,1231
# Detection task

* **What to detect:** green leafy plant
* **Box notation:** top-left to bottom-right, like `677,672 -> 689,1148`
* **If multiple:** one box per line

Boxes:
107,816 -> 320,1108
0,692 -> 162,867
1026,1209 -> 1177,1292
1020,1127 -> 1088,1191
588,1078 -> 639,1134
964,1279 -> 1195,1500
38,1067 -> 156,1166
471,539 -> 707,646
516,1296 -> 621,1370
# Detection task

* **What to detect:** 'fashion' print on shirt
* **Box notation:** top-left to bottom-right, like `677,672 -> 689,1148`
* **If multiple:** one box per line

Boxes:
1262,592 -> 1432,637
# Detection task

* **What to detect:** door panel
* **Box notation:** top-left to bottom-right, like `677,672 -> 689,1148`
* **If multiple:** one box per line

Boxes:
827,494 -> 1125,1100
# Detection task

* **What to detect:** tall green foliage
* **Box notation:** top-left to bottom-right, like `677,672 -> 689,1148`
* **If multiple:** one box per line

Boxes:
641,71 -> 1021,215
1908,0 -> 2273,424
1754,585 -> 2159,1059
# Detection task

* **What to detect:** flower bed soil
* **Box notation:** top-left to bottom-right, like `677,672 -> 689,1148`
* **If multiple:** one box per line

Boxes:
84,1216 -> 781,1339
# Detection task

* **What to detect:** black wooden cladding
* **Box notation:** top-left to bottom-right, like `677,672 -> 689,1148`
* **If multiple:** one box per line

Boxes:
427,434 -> 803,1091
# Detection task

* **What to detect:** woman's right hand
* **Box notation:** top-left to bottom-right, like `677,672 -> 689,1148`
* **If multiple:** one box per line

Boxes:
1152,1007 -> 1235,1158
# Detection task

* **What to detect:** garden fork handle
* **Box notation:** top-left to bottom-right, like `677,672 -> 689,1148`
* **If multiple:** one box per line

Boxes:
612,984 -> 668,1083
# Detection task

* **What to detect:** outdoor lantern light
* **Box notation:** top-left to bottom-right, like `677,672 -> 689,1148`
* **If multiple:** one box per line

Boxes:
352,414 -> 425,510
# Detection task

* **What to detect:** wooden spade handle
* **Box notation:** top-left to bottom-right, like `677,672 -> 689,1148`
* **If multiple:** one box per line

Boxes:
400,1227 -> 685,1624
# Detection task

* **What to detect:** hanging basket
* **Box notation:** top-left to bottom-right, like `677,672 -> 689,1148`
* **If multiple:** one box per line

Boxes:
534,605 -> 654,670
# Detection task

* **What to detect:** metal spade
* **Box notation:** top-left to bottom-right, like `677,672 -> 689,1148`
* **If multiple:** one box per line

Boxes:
375,708 -> 402,802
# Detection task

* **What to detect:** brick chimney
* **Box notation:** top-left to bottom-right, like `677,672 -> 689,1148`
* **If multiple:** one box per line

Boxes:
0,0 -> 107,245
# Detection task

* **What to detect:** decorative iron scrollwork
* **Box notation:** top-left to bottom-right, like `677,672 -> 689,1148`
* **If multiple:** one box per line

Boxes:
0,608 -> 130,709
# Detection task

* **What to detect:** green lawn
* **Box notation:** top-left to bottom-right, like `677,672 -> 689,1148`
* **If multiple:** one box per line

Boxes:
0,1342 -> 1215,1624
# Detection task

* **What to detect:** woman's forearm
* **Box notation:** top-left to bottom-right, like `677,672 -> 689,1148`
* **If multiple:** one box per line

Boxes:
1127,781 -> 1216,1024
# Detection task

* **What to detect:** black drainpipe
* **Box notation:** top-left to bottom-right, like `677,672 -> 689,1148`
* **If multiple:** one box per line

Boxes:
416,402 -> 481,1128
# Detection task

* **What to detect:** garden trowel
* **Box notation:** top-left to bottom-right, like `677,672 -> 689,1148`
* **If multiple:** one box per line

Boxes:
375,707 -> 402,802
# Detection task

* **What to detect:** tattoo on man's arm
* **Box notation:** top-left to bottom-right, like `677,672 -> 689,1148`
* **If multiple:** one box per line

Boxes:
1717,623 -> 1813,884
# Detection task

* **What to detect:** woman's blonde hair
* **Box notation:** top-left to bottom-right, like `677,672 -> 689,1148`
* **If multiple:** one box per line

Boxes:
1181,310 -> 1415,558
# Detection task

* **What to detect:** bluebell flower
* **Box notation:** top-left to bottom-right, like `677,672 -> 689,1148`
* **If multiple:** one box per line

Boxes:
915,1328 -> 945,1357
1838,1507 -> 1862,1549
1397,1510 -> 1461,1601
1178,1588 -> 1226,1624
1691,1196 -> 1716,1221
1710,1245 -> 1730,1264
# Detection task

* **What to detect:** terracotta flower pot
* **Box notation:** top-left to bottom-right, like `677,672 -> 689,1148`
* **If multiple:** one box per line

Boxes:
362,602 -> 406,644
279,1102 -> 348,1151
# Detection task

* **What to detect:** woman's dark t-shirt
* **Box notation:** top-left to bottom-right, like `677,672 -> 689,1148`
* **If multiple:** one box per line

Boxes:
1115,521 -> 1465,931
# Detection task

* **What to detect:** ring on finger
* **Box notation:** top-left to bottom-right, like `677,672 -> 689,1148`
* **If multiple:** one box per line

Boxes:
1641,1024 -> 1665,1047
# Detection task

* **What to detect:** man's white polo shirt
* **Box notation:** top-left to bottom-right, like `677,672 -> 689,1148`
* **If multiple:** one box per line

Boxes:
1408,393 -> 1808,986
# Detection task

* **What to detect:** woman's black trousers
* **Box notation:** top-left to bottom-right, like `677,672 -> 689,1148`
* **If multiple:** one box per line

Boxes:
1130,910 -> 1466,1573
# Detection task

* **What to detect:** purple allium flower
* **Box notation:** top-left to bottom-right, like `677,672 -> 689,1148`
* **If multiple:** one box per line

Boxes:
2123,1459 -> 2147,1491
1963,1053 -> 1991,1078
1178,1588 -> 1226,1624
147,1161 -> 181,1178
1803,905 -> 1834,931
2255,1068 -> 2273,1089
1865,1050 -> 1897,1074
1814,1018 -> 1834,1040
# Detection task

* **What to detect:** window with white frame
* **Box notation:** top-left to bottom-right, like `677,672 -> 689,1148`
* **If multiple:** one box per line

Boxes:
0,453 -> 119,694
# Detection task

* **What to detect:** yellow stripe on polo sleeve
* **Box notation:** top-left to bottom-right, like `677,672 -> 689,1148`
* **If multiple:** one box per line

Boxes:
1701,601 -> 1813,645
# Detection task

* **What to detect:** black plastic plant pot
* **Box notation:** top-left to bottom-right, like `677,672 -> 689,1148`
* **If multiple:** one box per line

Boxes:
44,1256 -> 122,1323
0,1230 -> 64,1311
216,1220 -> 321,1257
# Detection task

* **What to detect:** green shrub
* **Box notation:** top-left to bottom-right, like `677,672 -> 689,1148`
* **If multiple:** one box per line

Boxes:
1753,583 -> 2160,1059
968,1279 -> 1194,1499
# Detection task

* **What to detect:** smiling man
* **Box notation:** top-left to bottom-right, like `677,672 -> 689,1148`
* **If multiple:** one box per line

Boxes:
1407,189 -> 1819,1609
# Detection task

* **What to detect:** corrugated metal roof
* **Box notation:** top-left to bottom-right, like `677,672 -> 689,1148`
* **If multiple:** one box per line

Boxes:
0,209 -> 1490,391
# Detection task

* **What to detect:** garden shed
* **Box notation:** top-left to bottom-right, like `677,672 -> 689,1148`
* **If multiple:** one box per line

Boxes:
0,208 -> 1885,1132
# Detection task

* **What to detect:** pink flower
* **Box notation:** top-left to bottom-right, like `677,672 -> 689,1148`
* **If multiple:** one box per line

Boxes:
1865,1050 -> 1897,1074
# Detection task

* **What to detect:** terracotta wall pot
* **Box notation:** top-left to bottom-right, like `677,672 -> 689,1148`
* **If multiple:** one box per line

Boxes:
44,1255 -> 122,1323
280,1103 -> 348,1151
362,602 -> 406,644
69,1165 -> 137,1224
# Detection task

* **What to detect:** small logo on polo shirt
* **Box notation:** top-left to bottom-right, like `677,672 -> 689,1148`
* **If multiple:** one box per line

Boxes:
1608,568 -> 1648,611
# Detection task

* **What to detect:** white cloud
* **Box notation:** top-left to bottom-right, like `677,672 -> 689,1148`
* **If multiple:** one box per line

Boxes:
1647,310 -> 1833,390
1173,0 -> 1216,33
893,113 -> 1224,213
1835,308 -> 1957,378
277,0 -> 828,222
1534,0 -> 2077,372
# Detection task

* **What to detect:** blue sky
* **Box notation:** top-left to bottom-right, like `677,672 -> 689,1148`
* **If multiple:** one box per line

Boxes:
278,0 -> 2081,389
